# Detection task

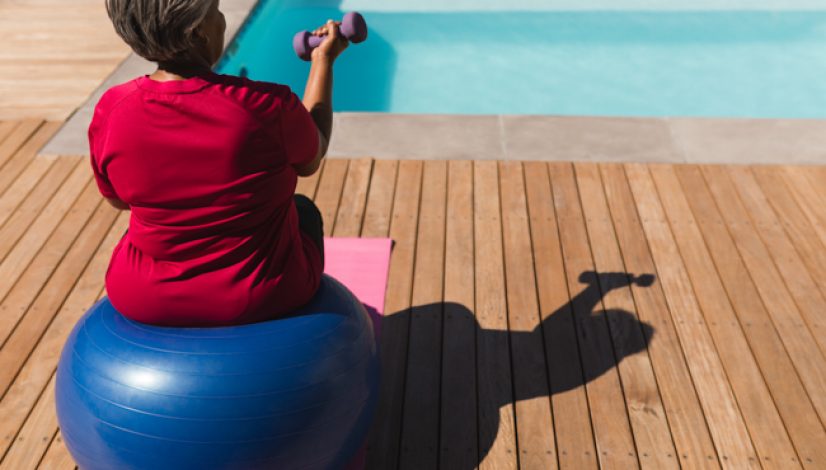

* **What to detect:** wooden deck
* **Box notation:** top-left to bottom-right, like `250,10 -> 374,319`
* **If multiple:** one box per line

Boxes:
0,120 -> 824,469
0,0 -> 130,121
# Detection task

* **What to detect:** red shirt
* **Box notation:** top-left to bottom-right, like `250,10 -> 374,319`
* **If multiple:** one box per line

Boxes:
89,71 -> 322,326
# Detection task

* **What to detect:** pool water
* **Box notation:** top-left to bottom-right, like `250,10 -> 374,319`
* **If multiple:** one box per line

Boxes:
218,1 -> 826,118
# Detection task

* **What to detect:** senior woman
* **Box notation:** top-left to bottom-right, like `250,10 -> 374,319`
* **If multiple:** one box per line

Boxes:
90,0 -> 349,325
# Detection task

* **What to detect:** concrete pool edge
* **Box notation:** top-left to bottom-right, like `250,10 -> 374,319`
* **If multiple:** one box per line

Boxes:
326,113 -> 826,164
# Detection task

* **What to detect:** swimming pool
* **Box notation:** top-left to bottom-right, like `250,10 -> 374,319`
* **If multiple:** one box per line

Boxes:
217,1 -> 826,118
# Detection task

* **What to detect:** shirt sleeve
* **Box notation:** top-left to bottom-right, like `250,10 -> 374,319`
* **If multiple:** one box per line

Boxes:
88,105 -> 119,200
227,78 -> 320,167
278,90 -> 320,167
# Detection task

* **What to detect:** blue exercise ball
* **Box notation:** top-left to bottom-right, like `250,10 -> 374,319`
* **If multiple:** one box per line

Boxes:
55,274 -> 380,469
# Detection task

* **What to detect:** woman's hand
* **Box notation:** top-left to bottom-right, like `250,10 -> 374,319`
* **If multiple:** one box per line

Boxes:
310,19 -> 349,62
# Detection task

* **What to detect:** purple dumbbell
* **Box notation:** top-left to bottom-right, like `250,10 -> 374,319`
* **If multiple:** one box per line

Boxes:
292,12 -> 368,61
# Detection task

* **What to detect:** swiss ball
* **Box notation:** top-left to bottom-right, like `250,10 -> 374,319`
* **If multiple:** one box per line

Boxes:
55,274 -> 380,469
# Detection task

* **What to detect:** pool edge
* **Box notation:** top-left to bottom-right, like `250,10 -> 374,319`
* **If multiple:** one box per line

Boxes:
327,113 -> 826,165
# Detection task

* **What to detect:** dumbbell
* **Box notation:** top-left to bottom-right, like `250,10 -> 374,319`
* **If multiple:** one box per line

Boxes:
292,12 -> 368,61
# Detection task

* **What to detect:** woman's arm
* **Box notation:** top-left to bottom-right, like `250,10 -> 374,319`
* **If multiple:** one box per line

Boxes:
294,20 -> 348,177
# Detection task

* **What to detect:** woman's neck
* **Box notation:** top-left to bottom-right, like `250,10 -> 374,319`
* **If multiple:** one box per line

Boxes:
151,62 -> 212,81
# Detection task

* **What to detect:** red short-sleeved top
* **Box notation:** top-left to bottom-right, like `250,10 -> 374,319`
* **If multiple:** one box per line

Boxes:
89,70 -> 322,326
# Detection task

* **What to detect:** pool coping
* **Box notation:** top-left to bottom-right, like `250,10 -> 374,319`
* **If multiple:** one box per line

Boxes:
326,113 -> 826,165
38,1 -> 826,165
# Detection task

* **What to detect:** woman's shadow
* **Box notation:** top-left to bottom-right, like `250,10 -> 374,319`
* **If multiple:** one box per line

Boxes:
373,270 -> 656,469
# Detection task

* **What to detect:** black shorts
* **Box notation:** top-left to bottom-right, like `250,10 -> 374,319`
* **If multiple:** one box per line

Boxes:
294,194 -> 325,267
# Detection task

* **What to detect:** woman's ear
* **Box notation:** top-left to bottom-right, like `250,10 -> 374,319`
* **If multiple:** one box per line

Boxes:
190,25 -> 215,66
193,25 -> 210,46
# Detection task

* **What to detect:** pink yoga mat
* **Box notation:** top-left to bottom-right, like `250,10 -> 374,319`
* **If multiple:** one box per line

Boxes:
323,237 -> 392,339
322,237 -> 393,470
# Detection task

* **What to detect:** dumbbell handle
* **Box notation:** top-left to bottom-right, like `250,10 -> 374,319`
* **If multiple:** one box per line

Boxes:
305,35 -> 327,49
293,12 -> 367,61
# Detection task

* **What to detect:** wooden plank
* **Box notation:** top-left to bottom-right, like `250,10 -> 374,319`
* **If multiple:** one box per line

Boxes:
439,160 -> 478,470
0,211 -> 127,461
805,166 -> 826,201
573,162 -> 678,469
0,197 -> 117,396
0,156 -> 54,228
313,159 -> 349,236
524,161 -> 597,470
0,63 -> 116,82
0,176 -> 96,345
751,166 -> 826,296
38,431 -> 75,470
781,167 -> 826,250
668,165 -> 810,467
0,157 -> 77,248
0,375 -> 58,469
498,161 -> 556,469
0,109 -> 67,123
399,160 -> 447,470
599,163 -> 719,469
0,120 -> 42,172
295,159 -> 325,199
333,158 -> 373,237
698,166 -> 826,463
0,157 -> 88,279
473,161 -> 517,470
548,162 -> 639,470
0,121 -> 18,145
624,163 -> 755,468
0,122 -> 58,197
360,160 -> 398,238
726,166 -> 826,355
365,160 -> 423,470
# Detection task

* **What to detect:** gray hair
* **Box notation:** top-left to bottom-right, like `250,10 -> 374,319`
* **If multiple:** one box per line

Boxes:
105,0 -> 214,64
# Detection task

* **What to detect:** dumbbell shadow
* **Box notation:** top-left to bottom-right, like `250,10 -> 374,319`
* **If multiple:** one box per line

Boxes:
375,270 -> 657,468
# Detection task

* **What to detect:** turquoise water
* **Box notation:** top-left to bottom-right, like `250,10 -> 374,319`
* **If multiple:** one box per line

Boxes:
218,2 -> 826,117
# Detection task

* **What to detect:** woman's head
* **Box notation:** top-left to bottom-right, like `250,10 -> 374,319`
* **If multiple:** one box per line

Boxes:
106,0 -> 225,69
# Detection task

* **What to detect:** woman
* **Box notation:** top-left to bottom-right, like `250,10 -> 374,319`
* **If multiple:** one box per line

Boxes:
90,0 -> 348,325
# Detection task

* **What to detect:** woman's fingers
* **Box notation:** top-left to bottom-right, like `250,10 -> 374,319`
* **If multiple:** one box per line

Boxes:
324,20 -> 339,41
312,20 -> 342,36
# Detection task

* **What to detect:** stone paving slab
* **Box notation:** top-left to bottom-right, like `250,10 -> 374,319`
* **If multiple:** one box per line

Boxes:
327,114 -> 826,164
